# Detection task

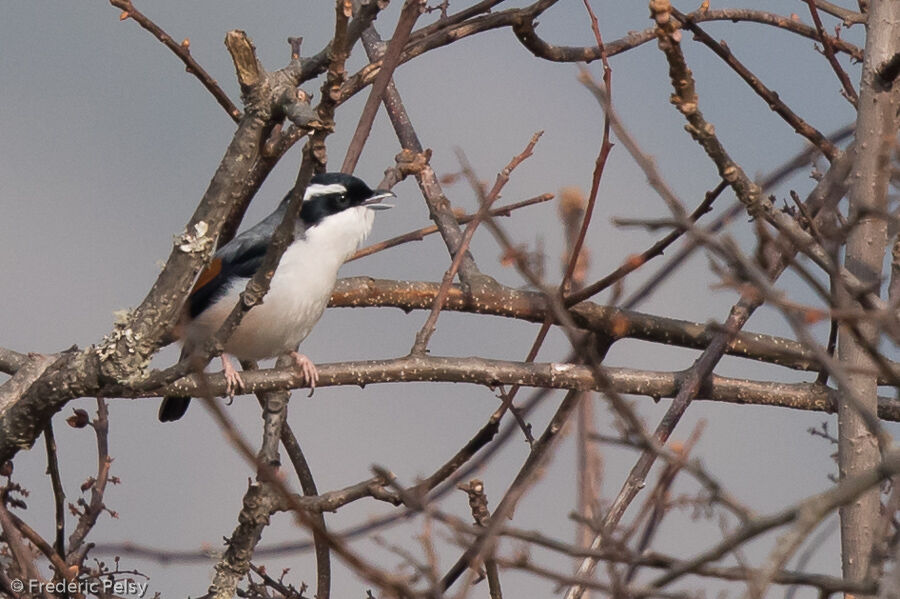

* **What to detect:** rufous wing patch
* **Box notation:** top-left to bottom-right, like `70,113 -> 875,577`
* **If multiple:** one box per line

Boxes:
191,257 -> 222,295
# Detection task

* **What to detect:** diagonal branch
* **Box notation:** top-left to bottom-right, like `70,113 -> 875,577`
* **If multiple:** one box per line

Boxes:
342,0 -> 425,174
358,25 -> 485,285
804,0 -> 860,105
671,8 -> 840,160
109,0 -> 241,121
411,132 -> 542,354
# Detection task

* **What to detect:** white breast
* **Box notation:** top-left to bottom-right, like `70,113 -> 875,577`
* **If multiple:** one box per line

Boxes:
186,206 -> 375,361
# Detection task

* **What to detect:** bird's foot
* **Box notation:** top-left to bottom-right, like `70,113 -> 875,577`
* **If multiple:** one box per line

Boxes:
221,356 -> 245,398
290,352 -> 319,397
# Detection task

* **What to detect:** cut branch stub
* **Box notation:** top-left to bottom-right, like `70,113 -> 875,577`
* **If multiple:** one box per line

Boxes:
226,30 -> 265,92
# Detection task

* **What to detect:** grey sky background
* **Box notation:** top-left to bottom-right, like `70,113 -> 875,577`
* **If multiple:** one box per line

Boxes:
0,1 -> 891,597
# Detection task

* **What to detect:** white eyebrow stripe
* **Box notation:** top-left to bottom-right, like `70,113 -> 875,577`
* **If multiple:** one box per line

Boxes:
304,183 -> 347,201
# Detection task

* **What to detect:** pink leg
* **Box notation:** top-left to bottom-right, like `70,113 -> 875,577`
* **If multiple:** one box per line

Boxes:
290,352 -> 319,396
221,355 -> 245,397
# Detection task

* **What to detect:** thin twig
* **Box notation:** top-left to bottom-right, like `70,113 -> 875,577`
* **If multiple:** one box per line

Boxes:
410,131 -> 543,354
199,395 -> 417,598
459,480 -> 503,599
565,181 -> 723,306
565,5 -> 856,594
109,0 -> 241,121
440,391 -> 584,590
560,0 -> 613,293
348,193 -> 554,262
0,502 -> 51,599
66,398 -> 113,566
42,422 -> 66,558
442,145 -> 676,594
6,511 -> 72,581
624,421 -> 705,583
651,449 -> 900,594
281,420 -> 332,599
804,0 -> 859,105
671,8 -> 840,160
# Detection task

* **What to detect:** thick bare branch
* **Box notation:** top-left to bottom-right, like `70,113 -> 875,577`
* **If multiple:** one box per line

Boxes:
120,355 -> 900,422
837,0 -> 900,588
0,347 -> 28,376
328,277 -> 898,378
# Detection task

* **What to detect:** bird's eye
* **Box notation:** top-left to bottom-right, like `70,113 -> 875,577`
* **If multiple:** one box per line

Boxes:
336,194 -> 349,207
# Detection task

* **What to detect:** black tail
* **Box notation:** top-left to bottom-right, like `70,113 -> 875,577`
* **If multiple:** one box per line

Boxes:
159,346 -> 193,422
158,396 -> 191,422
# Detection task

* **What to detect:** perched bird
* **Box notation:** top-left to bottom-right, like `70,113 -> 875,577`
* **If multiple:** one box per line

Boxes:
159,172 -> 394,422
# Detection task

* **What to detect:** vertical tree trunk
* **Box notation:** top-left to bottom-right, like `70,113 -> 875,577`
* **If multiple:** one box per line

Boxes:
838,1 -> 900,591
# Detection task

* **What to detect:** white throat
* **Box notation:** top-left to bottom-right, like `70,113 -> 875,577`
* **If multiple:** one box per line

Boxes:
302,205 -> 375,264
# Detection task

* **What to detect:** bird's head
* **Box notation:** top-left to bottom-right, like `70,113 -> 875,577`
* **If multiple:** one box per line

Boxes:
300,172 -> 394,227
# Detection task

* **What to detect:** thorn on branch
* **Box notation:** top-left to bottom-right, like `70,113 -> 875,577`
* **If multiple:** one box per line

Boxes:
288,36 -> 304,60
808,421 -> 838,444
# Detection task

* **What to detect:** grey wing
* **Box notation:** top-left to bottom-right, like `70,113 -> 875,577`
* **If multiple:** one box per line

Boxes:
214,194 -> 308,264
190,195 -> 310,318
215,209 -> 281,265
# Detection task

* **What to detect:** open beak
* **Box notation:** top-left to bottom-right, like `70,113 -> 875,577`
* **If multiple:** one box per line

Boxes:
363,190 -> 396,211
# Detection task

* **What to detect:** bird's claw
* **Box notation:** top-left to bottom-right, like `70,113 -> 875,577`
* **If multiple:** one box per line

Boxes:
290,352 -> 319,397
222,356 -> 245,399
